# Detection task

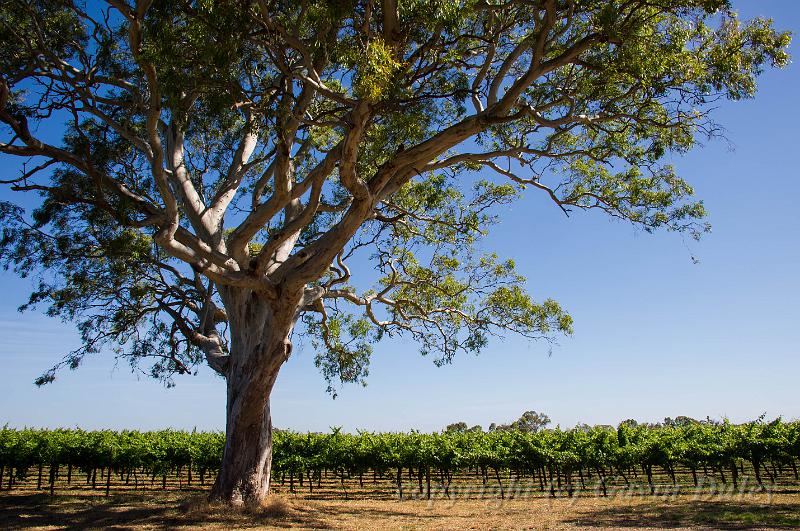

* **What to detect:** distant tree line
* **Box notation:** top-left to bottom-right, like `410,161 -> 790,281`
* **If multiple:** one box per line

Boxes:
445,412 -> 742,433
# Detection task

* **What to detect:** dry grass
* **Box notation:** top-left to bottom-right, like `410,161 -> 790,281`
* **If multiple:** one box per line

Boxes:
1,490 -> 799,530
179,495 -> 295,520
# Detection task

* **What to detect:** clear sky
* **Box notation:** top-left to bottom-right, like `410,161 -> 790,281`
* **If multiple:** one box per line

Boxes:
1,1 -> 798,434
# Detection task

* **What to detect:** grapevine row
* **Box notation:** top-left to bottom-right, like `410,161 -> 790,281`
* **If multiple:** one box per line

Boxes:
1,419 -> 798,497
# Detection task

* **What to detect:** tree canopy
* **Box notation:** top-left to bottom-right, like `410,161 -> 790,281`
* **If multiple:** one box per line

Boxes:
0,0 -> 790,394
490,410 -> 552,433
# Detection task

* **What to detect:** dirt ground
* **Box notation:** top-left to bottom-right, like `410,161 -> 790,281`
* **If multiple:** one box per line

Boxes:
1,491 -> 799,530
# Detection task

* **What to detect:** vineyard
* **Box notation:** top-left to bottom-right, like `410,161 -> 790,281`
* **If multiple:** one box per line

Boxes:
1,419 -> 799,500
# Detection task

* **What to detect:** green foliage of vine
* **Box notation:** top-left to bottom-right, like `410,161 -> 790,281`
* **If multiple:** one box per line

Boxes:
2,418 -> 798,491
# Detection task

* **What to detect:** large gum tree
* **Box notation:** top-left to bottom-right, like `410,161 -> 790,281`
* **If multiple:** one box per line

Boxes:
0,0 -> 789,505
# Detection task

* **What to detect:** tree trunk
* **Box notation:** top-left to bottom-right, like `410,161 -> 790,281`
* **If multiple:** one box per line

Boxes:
494,467 -> 504,499
50,464 -> 57,495
753,457 -> 763,487
209,286 -> 300,506
396,467 -> 403,499
426,467 -> 431,499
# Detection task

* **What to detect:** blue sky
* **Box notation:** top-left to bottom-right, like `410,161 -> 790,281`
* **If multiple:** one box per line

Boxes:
1,1 -> 798,433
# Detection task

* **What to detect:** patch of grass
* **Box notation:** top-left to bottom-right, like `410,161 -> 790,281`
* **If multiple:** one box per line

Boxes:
0,492 -> 327,530
179,495 -> 295,521
1,491 -> 799,529
569,497 -> 800,529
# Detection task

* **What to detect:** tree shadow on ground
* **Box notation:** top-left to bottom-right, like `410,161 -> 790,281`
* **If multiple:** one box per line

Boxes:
0,493 -> 331,530
568,499 -> 800,529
